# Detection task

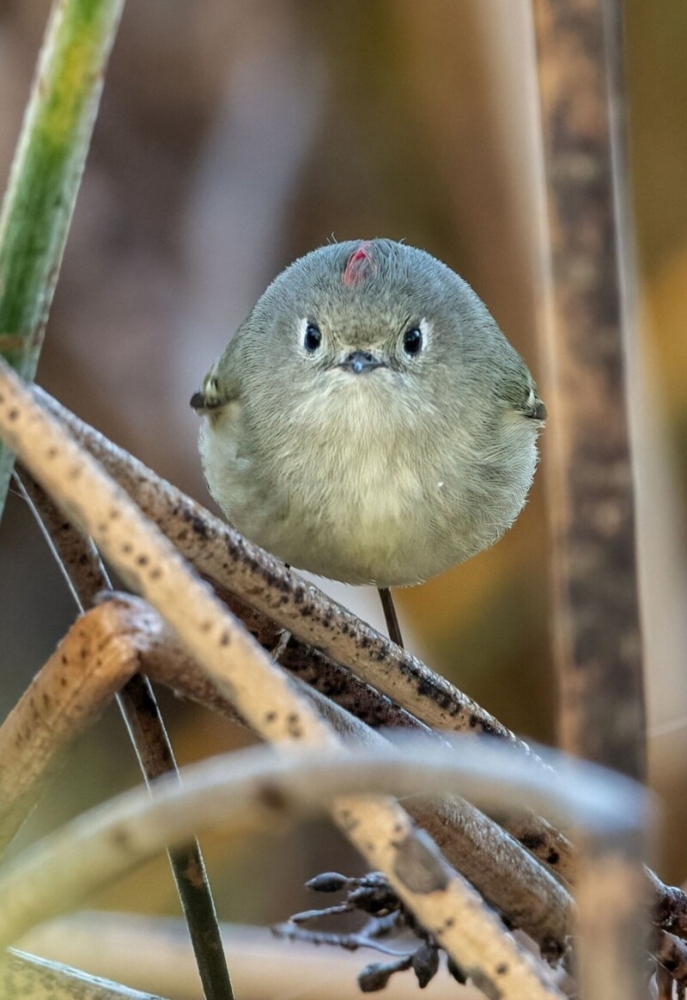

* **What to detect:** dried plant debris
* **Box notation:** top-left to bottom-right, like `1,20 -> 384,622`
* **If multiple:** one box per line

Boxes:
274,871 -> 471,992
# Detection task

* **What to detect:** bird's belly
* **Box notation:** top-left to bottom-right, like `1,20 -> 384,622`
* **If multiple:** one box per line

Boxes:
236,446 -> 453,586
200,401 -> 532,588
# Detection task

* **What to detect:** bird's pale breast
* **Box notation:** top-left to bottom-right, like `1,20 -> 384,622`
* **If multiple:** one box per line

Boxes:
199,379 -> 538,586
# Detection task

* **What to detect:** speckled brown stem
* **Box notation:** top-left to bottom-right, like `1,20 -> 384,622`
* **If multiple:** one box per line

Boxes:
205,572 -> 429,733
0,359 -> 560,1000
0,598 -> 145,852
34,386 -> 526,744
532,0 -> 646,779
27,391 -> 578,882
0,596 -> 318,848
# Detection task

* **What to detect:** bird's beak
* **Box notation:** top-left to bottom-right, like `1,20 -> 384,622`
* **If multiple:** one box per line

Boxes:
190,389 -> 223,413
338,350 -> 387,375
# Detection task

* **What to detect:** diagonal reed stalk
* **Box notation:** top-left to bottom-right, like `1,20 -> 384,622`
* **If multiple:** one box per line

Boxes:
15,472 -> 235,1000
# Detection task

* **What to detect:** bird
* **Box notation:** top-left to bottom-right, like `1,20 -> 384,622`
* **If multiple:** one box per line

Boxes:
191,239 -> 545,645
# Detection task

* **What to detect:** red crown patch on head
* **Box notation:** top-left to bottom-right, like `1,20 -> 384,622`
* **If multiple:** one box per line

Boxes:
342,241 -> 375,286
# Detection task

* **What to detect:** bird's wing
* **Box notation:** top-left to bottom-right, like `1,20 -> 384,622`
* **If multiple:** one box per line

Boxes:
189,341 -> 241,413
517,386 -> 547,421
497,356 -> 547,421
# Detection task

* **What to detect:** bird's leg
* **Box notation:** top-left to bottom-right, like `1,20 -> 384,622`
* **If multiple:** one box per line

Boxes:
378,587 -> 404,648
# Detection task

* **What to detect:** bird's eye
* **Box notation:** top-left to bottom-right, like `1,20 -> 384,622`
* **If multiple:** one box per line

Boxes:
403,326 -> 423,356
303,322 -> 322,352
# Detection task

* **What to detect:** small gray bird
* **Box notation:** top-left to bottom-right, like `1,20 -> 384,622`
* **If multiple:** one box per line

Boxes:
191,239 -> 545,600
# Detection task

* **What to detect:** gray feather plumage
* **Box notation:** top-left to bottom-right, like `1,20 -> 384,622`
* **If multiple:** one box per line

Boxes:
194,239 -> 544,587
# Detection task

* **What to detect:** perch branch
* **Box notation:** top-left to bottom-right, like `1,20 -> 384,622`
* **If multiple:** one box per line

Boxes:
33,388 -> 531,744
0,358 -> 560,1000
33,387 -> 576,883
16,379 -> 686,963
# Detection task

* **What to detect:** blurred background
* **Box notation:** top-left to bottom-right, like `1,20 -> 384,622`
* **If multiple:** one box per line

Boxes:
1,0 -> 686,938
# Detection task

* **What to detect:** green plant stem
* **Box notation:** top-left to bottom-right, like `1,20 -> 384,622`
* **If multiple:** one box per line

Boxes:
0,0 -> 125,517
117,676 -> 235,1000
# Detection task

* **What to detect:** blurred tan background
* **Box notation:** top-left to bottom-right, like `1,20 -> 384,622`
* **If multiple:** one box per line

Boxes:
1,0 -> 686,922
